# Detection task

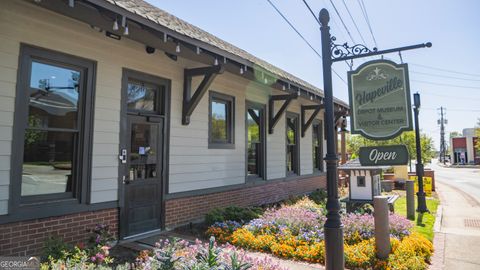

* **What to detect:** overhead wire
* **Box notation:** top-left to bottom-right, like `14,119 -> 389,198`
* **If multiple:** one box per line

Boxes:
412,80 -> 480,90
265,0 -> 347,84
302,0 -> 353,71
411,71 -> 480,82
410,63 -> 480,77
357,0 -> 378,48
341,0 -> 367,45
328,0 -> 356,43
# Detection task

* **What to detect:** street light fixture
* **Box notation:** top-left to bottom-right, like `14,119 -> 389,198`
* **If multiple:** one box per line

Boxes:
413,92 -> 429,213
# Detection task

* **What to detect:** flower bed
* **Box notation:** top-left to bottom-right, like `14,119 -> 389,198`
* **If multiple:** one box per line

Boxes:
206,197 -> 433,270
40,224 -> 286,270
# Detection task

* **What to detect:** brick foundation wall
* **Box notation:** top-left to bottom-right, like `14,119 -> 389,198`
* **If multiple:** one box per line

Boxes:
0,208 -> 118,256
165,175 -> 326,228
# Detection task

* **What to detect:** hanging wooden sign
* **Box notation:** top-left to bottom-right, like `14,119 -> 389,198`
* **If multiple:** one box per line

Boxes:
348,59 -> 413,140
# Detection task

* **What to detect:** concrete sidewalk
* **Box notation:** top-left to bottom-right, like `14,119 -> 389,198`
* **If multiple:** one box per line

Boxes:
431,181 -> 480,270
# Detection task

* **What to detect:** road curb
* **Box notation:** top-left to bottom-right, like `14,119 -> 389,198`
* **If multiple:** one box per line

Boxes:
433,205 -> 443,232
430,184 -> 445,269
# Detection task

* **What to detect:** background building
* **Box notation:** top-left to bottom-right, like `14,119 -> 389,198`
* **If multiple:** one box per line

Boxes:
451,128 -> 479,164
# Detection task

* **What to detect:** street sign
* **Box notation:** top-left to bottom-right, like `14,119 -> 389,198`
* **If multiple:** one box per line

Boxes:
348,59 -> 413,140
359,145 -> 409,166
409,176 -> 432,197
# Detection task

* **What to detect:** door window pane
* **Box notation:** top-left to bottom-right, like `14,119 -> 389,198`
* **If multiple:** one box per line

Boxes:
211,100 -> 228,141
286,116 -> 298,174
29,61 -> 80,129
21,131 -> 75,196
129,123 -> 158,180
312,123 -> 323,171
247,108 -> 260,176
127,81 -> 158,112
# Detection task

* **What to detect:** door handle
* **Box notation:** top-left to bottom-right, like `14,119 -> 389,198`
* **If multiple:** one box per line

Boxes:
119,149 -> 127,164
122,175 -> 131,185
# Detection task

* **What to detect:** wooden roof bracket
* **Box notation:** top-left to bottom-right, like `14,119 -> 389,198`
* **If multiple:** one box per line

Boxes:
182,65 -> 225,125
268,93 -> 297,134
301,104 -> 325,137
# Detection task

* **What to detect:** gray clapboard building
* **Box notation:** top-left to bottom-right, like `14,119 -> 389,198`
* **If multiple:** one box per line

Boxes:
0,0 -> 348,255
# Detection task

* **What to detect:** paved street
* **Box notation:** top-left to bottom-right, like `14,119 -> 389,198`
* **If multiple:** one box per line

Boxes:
429,161 -> 480,270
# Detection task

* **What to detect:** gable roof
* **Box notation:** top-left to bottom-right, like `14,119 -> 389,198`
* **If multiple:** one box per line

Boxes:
100,0 -> 348,107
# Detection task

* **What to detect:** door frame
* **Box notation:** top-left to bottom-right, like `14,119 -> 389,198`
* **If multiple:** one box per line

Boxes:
118,68 -> 170,239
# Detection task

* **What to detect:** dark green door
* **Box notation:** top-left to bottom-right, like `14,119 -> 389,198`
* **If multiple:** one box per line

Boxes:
120,115 -> 163,238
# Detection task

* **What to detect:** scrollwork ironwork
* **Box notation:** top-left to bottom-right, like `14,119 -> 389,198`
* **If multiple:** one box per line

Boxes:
330,36 -> 377,60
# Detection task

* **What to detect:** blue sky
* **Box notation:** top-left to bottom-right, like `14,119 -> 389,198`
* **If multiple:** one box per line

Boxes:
146,0 -> 480,150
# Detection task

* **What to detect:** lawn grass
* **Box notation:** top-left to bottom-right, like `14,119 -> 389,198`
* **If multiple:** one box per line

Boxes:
394,194 -> 440,241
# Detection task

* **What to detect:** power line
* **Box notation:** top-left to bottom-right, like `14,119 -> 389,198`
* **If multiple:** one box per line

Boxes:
301,0 -> 319,25
411,71 -> 480,82
328,0 -> 356,43
266,0 -> 347,84
411,63 -> 480,77
418,92 -> 480,102
357,0 -> 378,48
412,79 -> 480,90
341,0 -> 367,45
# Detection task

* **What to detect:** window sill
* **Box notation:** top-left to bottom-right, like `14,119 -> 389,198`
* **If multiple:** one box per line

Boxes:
208,143 -> 235,149
246,175 -> 265,183
1,200 -> 118,224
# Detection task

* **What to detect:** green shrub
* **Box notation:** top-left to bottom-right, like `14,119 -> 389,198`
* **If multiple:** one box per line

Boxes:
308,189 -> 327,205
41,236 -> 71,262
205,206 -> 263,225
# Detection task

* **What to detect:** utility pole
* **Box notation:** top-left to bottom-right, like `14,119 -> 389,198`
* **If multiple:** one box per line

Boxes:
438,107 -> 447,164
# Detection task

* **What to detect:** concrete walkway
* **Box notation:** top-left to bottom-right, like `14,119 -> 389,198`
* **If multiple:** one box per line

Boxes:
432,181 -> 480,270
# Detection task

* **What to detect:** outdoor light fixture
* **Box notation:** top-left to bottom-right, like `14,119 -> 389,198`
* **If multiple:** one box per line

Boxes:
121,16 -> 127,28
163,33 -> 168,43
165,52 -> 178,61
123,23 -> 129,35
297,90 -> 301,96
264,77 -> 268,84
196,47 -> 201,55
240,67 -> 244,75
68,0 -> 74,8
414,92 -> 421,108
146,46 -> 155,54
310,95 -> 313,100
223,57 -> 227,64
282,84 -> 286,91
340,116 -> 348,132
113,18 -> 119,31
214,58 -> 219,66
106,31 -> 121,40
175,44 -> 181,53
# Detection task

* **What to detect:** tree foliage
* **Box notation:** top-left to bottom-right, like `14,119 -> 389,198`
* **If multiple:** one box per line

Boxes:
476,119 -> 480,152
347,131 -> 435,164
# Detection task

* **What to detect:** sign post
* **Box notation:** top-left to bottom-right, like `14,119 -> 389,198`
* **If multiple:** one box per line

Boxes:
318,8 -> 431,269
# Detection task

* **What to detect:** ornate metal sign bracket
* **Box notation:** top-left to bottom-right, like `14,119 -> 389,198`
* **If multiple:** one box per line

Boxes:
330,35 -> 431,63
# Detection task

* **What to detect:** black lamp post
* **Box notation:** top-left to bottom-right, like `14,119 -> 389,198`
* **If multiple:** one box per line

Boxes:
319,10 -> 344,270
413,92 -> 429,213
318,6 -> 431,268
